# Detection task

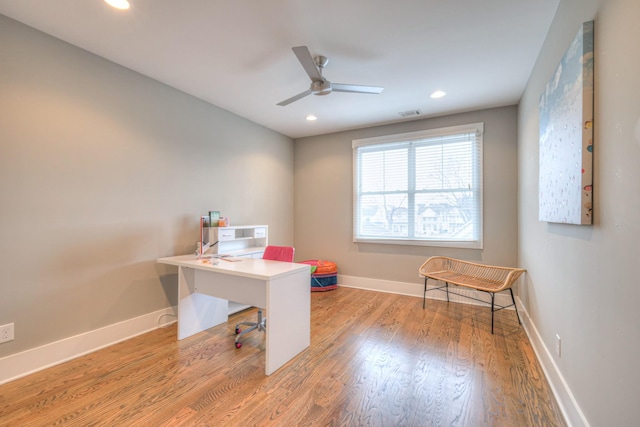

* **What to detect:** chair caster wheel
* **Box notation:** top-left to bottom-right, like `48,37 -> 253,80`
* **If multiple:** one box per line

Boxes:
235,328 -> 241,334
235,342 -> 242,349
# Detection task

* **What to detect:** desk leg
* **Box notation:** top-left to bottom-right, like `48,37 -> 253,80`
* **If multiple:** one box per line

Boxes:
264,269 -> 311,375
176,266 -> 228,340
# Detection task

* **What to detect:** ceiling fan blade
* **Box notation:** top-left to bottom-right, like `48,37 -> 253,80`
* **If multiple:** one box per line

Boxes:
292,46 -> 323,82
277,89 -> 312,106
332,83 -> 384,94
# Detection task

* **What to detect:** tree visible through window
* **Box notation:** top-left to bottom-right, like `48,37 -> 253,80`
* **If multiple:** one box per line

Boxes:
352,123 -> 483,248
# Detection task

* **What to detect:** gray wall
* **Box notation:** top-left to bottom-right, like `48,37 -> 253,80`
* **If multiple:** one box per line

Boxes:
7,2 -> 639,423
294,106 -> 519,285
0,16 -> 294,358
518,0 -> 640,425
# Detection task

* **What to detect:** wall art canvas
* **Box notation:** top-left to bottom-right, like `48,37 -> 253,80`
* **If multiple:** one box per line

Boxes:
539,20 -> 594,224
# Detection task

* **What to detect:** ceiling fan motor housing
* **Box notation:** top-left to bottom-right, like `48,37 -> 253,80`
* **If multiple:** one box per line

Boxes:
311,80 -> 332,95
314,55 -> 329,69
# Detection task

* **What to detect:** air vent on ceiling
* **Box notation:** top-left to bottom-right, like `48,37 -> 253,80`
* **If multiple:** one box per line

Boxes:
398,109 -> 422,118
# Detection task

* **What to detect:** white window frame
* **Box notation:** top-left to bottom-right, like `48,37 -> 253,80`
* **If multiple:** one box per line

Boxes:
352,123 -> 484,249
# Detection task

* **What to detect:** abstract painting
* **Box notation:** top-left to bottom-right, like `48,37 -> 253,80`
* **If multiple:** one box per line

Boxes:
539,20 -> 594,224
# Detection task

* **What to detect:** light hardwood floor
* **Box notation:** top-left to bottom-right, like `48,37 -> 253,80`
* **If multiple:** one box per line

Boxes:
0,287 -> 565,426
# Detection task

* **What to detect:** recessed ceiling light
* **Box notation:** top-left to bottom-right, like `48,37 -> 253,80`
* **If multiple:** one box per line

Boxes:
430,90 -> 446,99
105,0 -> 130,10
306,115 -> 317,121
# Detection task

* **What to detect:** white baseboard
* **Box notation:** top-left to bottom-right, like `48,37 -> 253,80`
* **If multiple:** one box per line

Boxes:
0,306 -> 177,385
516,297 -> 589,427
338,274 -> 515,307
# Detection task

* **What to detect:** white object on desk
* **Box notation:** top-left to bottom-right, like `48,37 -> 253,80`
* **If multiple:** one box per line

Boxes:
205,225 -> 269,314
206,225 -> 268,258
157,254 -> 311,375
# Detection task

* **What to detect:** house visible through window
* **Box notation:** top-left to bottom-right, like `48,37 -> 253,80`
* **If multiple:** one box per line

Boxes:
352,123 -> 483,249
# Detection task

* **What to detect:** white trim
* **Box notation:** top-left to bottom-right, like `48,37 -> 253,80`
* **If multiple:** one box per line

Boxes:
516,297 -> 589,427
338,274 -> 515,308
352,123 -> 484,250
352,122 -> 484,148
352,237 -> 483,249
0,306 -> 177,385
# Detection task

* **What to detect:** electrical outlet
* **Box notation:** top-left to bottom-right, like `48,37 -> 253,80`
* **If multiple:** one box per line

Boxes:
555,334 -> 561,358
0,323 -> 14,343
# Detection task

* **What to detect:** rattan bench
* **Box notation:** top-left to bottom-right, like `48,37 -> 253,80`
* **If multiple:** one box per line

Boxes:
419,256 -> 526,333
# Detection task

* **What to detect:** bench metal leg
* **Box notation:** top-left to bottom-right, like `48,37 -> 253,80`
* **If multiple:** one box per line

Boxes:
423,278 -> 450,309
509,288 -> 521,325
423,277 -> 428,308
424,279 -> 520,334
490,293 -> 495,334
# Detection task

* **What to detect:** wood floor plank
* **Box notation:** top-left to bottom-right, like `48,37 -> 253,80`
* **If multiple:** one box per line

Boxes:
0,287 -> 565,427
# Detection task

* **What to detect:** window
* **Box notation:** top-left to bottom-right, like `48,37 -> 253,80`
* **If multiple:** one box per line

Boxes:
353,123 -> 483,249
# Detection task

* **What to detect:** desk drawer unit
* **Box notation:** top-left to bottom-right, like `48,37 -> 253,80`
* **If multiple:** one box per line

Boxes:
217,228 -> 236,241
252,227 -> 267,238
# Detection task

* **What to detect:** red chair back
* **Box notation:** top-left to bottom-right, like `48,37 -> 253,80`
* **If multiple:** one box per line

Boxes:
262,245 -> 294,262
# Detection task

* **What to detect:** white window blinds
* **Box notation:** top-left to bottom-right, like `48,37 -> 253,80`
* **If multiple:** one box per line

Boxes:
352,123 -> 483,248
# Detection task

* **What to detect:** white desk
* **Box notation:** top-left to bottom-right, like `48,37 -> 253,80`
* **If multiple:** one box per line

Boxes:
157,255 -> 311,375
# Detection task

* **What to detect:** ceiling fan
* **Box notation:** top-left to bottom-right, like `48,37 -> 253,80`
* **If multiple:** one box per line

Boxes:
277,46 -> 384,106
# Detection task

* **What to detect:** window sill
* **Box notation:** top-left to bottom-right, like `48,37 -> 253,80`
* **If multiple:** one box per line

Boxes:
353,237 -> 483,250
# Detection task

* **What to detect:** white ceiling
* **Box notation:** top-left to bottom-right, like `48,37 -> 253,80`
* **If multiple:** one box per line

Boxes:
0,0 -> 559,139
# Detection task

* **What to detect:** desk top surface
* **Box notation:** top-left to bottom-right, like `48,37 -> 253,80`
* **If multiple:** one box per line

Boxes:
157,255 -> 310,280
